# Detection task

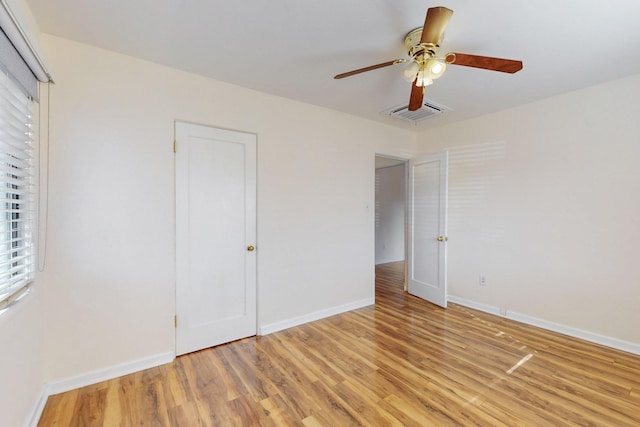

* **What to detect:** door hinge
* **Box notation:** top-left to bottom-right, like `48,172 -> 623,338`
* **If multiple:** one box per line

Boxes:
173,140 -> 177,153
174,315 -> 178,328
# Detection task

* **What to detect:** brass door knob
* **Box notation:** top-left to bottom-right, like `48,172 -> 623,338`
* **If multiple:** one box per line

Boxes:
247,245 -> 255,252
437,236 -> 447,242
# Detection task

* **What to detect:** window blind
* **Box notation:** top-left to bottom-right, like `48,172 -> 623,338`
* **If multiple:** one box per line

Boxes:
0,66 -> 33,311
0,0 -> 52,312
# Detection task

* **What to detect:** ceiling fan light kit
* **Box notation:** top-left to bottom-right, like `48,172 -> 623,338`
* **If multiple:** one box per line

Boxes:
408,57 -> 447,87
335,6 -> 523,112
402,26 -> 447,87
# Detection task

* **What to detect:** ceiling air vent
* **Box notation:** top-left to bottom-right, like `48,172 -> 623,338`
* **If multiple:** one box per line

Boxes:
384,100 -> 450,123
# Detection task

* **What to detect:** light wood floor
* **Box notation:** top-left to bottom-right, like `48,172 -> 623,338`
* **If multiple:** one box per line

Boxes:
39,262 -> 640,426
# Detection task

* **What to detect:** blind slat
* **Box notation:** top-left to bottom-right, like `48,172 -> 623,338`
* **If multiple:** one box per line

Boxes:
0,248 -> 30,260
0,277 -> 31,301
0,227 -> 32,240
0,233 -> 33,245
0,254 -> 31,271
0,283 -> 30,311
0,266 -> 31,286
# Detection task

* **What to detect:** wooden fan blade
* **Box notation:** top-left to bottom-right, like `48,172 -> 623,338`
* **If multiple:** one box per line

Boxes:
334,59 -> 406,79
408,81 -> 424,111
445,53 -> 523,73
421,6 -> 453,45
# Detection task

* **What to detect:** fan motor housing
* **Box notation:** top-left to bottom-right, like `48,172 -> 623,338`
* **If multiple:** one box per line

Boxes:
404,28 -> 440,59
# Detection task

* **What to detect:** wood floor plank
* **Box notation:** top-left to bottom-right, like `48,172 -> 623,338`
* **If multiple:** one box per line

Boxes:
38,261 -> 640,426
38,389 -> 79,425
167,401 -> 209,427
331,378 -> 405,427
380,392 -> 474,427
68,388 -> 106,427
259,394 -> 305,427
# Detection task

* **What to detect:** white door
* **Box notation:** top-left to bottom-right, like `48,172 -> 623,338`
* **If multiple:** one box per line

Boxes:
175,121 -> 257,356
407,151 -> 448,308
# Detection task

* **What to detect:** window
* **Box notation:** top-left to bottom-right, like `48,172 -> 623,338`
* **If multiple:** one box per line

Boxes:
0,69 -> 34,312
0,2 -> 51,312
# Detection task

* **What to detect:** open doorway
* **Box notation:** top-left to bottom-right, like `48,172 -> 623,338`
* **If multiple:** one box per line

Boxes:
375,155 -> 408,291
375,152 -> 449,307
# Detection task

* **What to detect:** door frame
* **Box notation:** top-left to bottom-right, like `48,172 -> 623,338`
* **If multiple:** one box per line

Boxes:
374,151 -> 449,302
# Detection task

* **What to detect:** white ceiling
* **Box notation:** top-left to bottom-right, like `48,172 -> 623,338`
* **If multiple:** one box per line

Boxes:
25,0 -> 640,130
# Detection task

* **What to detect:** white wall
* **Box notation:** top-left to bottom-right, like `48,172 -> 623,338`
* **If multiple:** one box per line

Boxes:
417,73 -> 640,346
0,293 -> 44,427
375,164 -> 405,264
36,35 -> 416,383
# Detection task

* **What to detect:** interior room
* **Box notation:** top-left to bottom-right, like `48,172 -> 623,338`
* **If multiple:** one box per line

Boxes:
1,0 -> 639,425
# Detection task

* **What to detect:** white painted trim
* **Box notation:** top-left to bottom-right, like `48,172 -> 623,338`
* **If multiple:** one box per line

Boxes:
25,385 -> 48,427
259,297 -> 375,336
448,295 -> 640,356
447,295 -> 502,316
375,257 -> 405,266
45,351 -> 174,396
506,311 -> 640,356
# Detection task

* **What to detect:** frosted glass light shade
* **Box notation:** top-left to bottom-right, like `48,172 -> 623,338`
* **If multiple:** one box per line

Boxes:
416,69 -> 433,87
426,58 -> 446,79
402,61 -> 420,82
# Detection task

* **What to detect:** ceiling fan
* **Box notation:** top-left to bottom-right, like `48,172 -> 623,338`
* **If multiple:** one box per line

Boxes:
334,6 -> 523,111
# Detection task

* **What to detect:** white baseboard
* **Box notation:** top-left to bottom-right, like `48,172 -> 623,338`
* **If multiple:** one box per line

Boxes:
448,295 -> 640,356
259,297 -> 375,335
505,311 -> 640,356
25,385 -> 48,427
44,351 -> 174,396
447,295 -> 501,316
375,258 -> 404,266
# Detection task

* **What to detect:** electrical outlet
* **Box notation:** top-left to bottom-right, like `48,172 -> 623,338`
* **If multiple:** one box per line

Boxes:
479,275 -> 486,286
